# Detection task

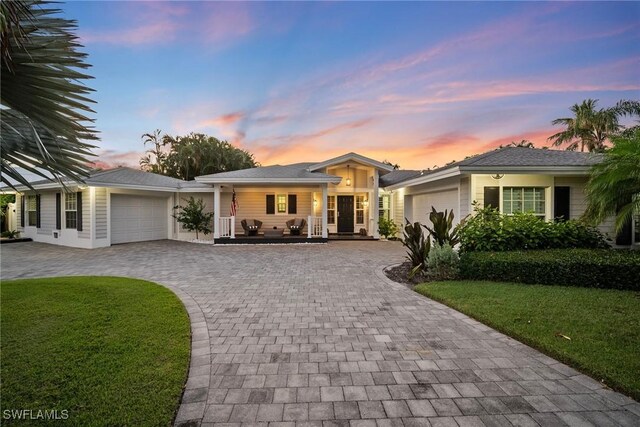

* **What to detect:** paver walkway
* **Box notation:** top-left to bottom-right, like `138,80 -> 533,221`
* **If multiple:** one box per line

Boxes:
1,241 -> 638,427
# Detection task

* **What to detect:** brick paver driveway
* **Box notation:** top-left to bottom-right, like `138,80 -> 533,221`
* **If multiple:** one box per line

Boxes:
2,241 -> 638,427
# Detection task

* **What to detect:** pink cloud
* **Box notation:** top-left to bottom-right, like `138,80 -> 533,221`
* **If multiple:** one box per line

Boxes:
80,21 -> 180,45
91,150 -> 143,169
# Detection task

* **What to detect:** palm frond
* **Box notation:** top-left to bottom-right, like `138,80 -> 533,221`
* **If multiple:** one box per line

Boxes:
1,0 -> 97,190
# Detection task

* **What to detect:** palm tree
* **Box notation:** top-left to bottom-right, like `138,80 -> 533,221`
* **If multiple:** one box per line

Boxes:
1,0 -> 98,189
548,99 -> 621,152
583,130 -> 640,234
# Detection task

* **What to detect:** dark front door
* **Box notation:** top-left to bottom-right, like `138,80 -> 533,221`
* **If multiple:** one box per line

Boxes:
337,195 -> 354,233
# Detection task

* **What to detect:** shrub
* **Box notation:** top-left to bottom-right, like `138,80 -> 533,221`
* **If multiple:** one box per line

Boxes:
426,243 -> 459,280
423,207 -> 461,246
173,197 -> 214,239
459,249 -> 640,290
401,219 -> 431,277
458,203 -> 608,252
378,217 -> 399,239
1,230 -> 20,239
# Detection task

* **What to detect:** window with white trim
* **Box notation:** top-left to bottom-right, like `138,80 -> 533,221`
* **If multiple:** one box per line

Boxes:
356,195 -> 365,224
27,195 -> 37,226
503,187 -> 545,218
379,194 -> 391,220
65,192 -> 77,229
327,196 -> 336,224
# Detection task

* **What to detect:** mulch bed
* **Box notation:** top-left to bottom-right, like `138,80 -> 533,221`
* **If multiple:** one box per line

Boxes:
384,261 -> 428,287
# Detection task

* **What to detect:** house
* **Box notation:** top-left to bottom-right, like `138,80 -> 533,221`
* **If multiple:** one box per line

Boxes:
4,148 -> 638,248
381,147 -> 637,246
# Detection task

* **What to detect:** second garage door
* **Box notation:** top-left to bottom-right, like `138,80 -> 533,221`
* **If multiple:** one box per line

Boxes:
412,189 -> 459,226
111,194 -> 169,244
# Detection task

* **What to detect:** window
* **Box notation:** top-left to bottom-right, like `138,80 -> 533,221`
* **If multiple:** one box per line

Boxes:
327,196 -> 336,224
356,195 -> 365,224
276,194 -> 287,213
379,194 -> 391,220
503,187 -> 545,218
27,195 -> 37,226
65,192 -> 77,229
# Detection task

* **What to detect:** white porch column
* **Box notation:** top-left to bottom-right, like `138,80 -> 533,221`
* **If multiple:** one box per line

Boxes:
213,184 -> 220,239
373,172 -> 380,238
321,184 -> 328,238
230,216 -> 236,238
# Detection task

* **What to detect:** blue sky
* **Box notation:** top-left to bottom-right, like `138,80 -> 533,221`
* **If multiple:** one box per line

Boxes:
61,1 -> 640,169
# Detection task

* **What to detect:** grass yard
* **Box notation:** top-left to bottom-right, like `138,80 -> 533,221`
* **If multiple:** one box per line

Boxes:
414,281 -> 640,401
1,276 -> 191,426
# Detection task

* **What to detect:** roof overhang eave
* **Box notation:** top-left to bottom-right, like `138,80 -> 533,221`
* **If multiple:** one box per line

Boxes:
195,177 -> 342,185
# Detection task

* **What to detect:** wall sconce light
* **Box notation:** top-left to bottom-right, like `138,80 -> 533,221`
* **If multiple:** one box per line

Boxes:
346,165 -> 352,187
313,199 -> 318,207
491,173 -> 504,180
363,199 -> 369,207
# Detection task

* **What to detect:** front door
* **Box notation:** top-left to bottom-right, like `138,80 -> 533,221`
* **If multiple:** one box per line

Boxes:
337,195 -> 354,233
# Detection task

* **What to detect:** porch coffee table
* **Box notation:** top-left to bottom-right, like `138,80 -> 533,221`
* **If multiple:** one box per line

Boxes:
264,228 -> 284,238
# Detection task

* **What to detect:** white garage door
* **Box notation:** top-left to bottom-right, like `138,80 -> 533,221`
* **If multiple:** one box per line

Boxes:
412,189 -> 459,226
111,194 -> 168,244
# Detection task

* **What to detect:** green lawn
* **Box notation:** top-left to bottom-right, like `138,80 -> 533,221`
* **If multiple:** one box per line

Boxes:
1,277 -> 191,426
414,281 -> 640,400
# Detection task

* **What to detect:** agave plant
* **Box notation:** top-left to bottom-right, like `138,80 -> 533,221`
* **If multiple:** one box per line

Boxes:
1,0 -> 97,189
423,207 -> 461,246
401,219 -> 431,278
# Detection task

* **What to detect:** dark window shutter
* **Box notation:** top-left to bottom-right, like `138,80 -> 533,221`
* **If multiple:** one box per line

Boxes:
36,194 -> 41,228
288,194 -> 297,214
554,187 -> 571,221
484,187 -> 499,209
616,196 -> 632,245
266,194 -> 275,215
56,193 -> 62,230
20,195 -> 24,227
76,191 -> 83,231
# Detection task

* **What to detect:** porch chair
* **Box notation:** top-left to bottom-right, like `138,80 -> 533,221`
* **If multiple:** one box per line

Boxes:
286,218 -> 306,236
241,219 -> 263,236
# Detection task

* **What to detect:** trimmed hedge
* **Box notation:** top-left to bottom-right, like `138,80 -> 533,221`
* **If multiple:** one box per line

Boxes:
459,249 -> 640,291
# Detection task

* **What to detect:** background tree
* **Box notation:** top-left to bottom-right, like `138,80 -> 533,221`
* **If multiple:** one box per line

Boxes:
172,197 -> 214,239
382,160 -> 400,170
1,0 -> 97,189
583,129 -> 640,234
140,132 -> 257,180
547,99 -> 638,152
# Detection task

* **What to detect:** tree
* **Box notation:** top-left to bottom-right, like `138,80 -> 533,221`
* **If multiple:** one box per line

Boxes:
140,131 -> 257,180
501,140 -> 535,148
1,0 -> 97,190
583,130 -> 640,235
139,129 -> 167,175
173,197 -> 214,239
382,160 -> 400,170
547,99 -> 639,152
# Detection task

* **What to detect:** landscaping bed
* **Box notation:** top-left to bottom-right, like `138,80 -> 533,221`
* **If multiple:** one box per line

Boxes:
1,276 -> 191,426
415,280 -> 640,400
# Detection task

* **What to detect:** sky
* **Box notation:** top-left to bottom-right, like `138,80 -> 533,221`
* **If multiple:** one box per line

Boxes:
61,1 -> 640,171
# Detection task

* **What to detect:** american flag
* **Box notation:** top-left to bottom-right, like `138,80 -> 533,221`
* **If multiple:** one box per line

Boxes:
230,189 -> 238,216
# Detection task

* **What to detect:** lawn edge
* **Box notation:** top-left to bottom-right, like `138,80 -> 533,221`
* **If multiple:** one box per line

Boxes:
413,281 -> 640,402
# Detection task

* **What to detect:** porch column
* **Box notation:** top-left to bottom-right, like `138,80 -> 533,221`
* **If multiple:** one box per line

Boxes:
213,184 -> 220,239
321,184 -> 328,238
372,172 -> 380,238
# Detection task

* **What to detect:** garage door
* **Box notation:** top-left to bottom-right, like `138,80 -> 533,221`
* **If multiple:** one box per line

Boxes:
412,189 -> 459,226
111,194 -> 168,244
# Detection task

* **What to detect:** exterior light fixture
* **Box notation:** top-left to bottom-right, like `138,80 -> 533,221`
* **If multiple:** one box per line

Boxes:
313,199 -> 318,207
363,199 -> 369,207
491,173 -> 504,180
346,165 -> 351,186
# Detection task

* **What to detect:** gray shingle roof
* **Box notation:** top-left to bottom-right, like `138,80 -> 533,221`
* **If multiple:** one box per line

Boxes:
456,146 -> 603,167
1,167 -> 211,191
379,170 -> 422,187
196,162 -> 341,182
384,147 -> 603,187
